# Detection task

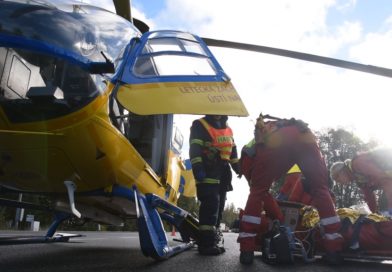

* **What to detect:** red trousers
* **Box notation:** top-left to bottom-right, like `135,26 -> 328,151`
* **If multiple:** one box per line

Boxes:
238,126 -> 343,252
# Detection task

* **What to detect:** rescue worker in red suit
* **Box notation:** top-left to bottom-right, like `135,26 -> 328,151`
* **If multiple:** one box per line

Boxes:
189,115 -> 240,255
330,149 -> 392,214
276,164 -> 312,205
238,114 -> 343,265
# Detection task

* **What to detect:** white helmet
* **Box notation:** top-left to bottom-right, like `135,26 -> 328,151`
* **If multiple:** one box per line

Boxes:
329,161 -> 345,181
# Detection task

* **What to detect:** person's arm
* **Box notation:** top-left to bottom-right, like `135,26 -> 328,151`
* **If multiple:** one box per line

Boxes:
361,186 -> 378,213
382,180 -> 392,213
189,120 -> 206,181
353,154 -> 392,213
229,141 -> 240,176
353,154 -> 390,186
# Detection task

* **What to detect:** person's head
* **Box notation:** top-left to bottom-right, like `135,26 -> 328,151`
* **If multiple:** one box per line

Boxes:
205,115 -> 228,128
330,159 -> 353,185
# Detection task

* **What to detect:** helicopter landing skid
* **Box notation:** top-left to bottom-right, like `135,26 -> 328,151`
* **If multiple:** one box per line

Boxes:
0,212 -> 82,245
0,232 -> 83,245
133,187 -> 195,260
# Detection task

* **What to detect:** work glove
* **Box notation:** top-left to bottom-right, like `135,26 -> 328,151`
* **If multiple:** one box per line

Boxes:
192,163 -> 206,182
231,162 -> 242,178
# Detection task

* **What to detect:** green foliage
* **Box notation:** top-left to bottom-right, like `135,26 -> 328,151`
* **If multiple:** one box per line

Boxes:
178,194 -> 240,230
221,202 -> 239,228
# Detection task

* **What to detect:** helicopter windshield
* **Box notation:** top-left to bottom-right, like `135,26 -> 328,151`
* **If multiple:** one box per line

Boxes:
0,1 -> 141,122
0,0 -> 139,63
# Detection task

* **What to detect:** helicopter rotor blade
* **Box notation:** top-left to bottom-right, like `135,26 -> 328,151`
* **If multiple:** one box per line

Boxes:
113,0 -> 131,22
113,1 -> 149,33
202,38 -> 392,78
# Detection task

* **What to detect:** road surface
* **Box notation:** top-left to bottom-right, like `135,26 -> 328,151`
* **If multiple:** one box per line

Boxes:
0,231 -> 391,271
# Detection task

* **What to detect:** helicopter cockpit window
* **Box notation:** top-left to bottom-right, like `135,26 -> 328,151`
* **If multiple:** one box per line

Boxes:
134,54 -> 216,76
130,31 -> 216,77
134,37 -> 216,77
0,48 -> 105,122
142,38 -> 207,56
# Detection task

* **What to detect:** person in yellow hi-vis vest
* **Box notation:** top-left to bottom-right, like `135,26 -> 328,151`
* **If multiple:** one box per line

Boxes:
189,115 -> 240,255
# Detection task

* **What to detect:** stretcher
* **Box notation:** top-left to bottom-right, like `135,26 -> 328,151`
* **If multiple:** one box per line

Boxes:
277,201 -> 392,264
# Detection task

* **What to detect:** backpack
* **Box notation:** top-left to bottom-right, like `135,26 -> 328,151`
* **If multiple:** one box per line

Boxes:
262,224 -> 295,264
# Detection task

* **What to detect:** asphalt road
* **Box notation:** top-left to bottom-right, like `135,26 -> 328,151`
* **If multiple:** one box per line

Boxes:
0,231 -> 391,272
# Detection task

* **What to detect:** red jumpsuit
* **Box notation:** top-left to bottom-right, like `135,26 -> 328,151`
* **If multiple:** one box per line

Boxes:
350,150 -> 392,213
238,122 -> 343,254
279,172 -> 312,205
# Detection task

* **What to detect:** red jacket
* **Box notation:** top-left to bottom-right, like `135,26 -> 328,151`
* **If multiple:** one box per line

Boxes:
350,150 -> 392,212
279,172 -> 312,205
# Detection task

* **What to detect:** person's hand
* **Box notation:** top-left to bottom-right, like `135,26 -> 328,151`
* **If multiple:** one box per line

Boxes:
231,162 -> 241,178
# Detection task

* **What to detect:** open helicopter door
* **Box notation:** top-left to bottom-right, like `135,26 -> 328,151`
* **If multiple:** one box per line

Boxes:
109,31 -> 248,259
113,30 -> 249,117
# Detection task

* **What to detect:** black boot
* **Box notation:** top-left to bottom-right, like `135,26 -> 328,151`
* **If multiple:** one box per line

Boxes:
198,230 -> 225,256
240,251 -> 254,265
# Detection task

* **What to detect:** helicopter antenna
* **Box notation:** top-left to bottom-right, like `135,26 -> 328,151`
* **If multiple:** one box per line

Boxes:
100,51 -> 112,64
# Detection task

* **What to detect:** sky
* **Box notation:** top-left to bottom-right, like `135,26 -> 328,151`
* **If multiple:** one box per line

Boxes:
53,0 -> 392,209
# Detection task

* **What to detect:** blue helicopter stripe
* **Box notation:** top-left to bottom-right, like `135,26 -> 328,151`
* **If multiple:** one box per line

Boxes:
0,33 -> 108,72
120,75 -> 227,84
184,159 -> 193,170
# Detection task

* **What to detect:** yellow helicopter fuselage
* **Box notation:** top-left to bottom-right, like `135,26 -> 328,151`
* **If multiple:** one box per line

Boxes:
0,83 -> 181,204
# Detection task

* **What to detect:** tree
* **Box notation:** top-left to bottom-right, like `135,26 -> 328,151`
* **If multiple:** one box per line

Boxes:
222,203 -> 239,229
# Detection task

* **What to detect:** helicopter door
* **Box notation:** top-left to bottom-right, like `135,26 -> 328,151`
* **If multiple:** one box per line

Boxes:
114,110 -> 173,176
151,114 -> 172,176
113,30 -> 249,117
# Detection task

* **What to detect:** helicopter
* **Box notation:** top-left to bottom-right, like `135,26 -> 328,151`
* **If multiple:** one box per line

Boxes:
1,0 -> 392,262
0,0 -> 249,260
